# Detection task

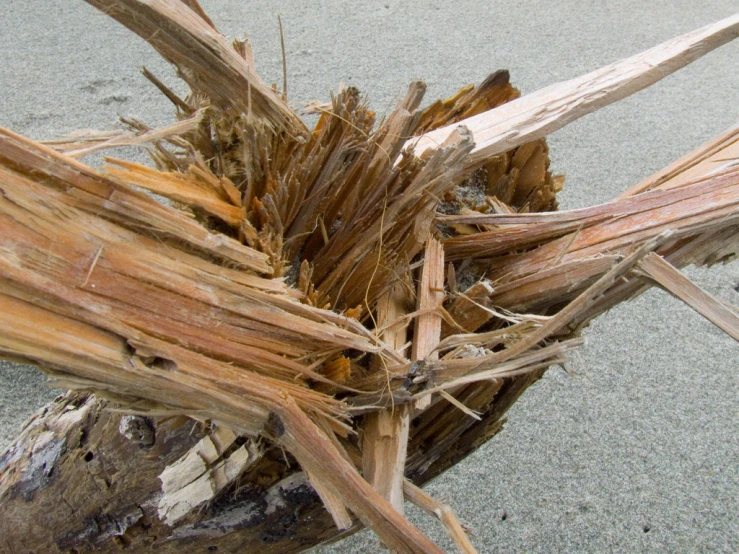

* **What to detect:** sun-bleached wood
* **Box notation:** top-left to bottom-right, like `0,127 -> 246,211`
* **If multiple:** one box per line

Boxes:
639,253 -> 739,341
409,13 -> 739,168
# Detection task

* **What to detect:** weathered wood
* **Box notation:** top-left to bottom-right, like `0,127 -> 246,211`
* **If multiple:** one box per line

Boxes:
0,128 -> 272,273
409,13 -> 739,168
363,283 -> 412,515
620,123 -> 739,197
639,253 -> 739,341
275,395 -> 446,554
82,0 -> 305,132
404,480 -> 478,554
411,237 -> 446,362
438,130 -> 739,336
44,108 -> 206,158
1,4 -> 738,553
0,393 -> 341,554
412,236 -> 446,413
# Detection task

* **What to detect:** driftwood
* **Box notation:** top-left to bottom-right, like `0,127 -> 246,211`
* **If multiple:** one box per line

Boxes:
0,2 -> 737,552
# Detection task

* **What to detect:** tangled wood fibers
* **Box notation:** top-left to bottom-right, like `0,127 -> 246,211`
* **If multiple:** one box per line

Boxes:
0,2 -> 737,552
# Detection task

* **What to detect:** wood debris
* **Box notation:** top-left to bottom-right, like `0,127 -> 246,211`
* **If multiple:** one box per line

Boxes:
0,2 -> 737,552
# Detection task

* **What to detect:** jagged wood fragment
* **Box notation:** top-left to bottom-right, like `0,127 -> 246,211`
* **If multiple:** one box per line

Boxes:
412,236 -> 446,412
410,13 -> 739,168
441,133 -> 739,335
417,339 -> 582,398
157,424 -> 257,524
443,281 -> 497,335
83,0 -> 305,132
274,395 -> 445,554
105,159 -> 244,226
620,123 -> 739,197
412,237 -> 446,362
639,253 -> 739,340
44,108 -> 205,158
404,235 -> 670,405
362,283 -> 412,515
362,406 -> 411,515
443,167 -> 739,261
0,128 -> 271,273
1,4 -> 738,553
404,480 -> 478,554
305,468 -> 353,530
308,93 -> 476,310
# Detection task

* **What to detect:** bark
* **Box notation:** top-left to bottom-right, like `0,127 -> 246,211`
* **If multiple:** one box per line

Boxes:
0,376 -> 537,553
0,393 -> 337,553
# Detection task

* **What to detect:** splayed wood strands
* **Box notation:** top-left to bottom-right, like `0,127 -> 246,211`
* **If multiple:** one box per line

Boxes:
0,2 -> 737,552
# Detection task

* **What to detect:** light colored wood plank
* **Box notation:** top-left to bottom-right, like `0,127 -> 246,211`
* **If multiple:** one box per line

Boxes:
409,14 -> 739,168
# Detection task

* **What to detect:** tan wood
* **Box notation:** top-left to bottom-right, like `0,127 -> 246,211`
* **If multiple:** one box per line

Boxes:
409,14 -> 739,168
363,284 -> 412,515
404,480 -> 479,554
639,253 -> 739,341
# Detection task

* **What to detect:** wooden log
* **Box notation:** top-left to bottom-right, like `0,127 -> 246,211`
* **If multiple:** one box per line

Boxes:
0,393 -> 342,553
1,4 -> 738,553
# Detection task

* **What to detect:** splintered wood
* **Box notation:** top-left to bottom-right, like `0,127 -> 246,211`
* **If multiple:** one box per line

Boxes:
0,2 -> 737,552
363,283 -> 412,515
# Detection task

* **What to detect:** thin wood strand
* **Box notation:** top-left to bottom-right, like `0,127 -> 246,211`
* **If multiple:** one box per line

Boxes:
404,480 -> 479,554
639,253 -> 739,341
363,283 -> 411,515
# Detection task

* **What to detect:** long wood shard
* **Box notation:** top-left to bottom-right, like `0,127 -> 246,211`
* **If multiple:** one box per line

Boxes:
409,13 -> 739,167
639,253 -> 739,341
362,284 -> 412,515
83,0 -> 306,132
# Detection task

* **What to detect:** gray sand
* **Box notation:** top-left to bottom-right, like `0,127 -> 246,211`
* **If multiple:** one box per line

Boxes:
1,1 -> 737,552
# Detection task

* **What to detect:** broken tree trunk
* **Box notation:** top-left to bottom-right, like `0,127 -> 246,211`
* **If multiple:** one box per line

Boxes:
1,2 -> 738,552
